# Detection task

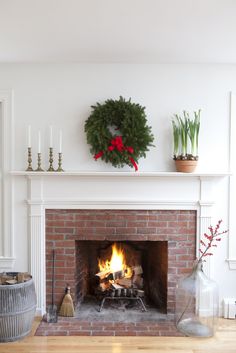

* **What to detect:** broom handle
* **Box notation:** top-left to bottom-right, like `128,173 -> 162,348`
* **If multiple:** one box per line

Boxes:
52,248 -> 55,306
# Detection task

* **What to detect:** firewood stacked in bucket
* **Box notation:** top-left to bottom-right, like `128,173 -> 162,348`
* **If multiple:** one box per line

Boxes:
0,272 -> 32,285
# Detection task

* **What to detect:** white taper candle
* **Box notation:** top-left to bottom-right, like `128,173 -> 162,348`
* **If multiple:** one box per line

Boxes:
28,125 -> 31,148
38,131 -> 41,153
49,126 -> 53,147
59,130 -> 62,153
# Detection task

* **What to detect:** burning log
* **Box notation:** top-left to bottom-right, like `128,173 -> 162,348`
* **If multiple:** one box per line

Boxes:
95,243 -> 145,298
96,265 -> 144,292
95,269 -> 125,281
116,277 -> 132,288
134,289 -> 145,297
132,275 -> 143,289
111,283 -> 124,290
99,282 -> 110,292
107,270 -> 125,281
96,243 -> 148,312
132,265 -> 143,276
95,270 -> 110,280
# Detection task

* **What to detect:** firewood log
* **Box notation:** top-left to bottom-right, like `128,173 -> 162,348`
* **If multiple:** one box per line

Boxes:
5,279 -> 18,285
0,275 -> 13,285
107,270 -> 125,281
99,282 -> 110,292
17,273 -> 24,283
132,265 -> 143,275
135,289 -> 145,297
111,283 -> 124,290
21,273 -> 32,282
0,272 -> 32,285
132,275 -> 143,289
116,277 -> 132,288
95,270 -> 110,280
96,269 -> 126,280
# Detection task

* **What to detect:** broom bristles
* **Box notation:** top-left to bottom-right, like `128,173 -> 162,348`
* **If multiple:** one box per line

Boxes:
59,287 -> 75,317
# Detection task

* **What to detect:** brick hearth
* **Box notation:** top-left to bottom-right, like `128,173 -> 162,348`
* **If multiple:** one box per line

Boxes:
35,317 -> 183,336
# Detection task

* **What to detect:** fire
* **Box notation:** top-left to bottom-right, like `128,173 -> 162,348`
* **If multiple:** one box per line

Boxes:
96,243 -> 144,295
98,243 -> 131,277
109,243 -> 125,273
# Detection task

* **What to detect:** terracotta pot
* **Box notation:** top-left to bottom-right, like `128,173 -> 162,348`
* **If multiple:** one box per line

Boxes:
175,160 -> 198,173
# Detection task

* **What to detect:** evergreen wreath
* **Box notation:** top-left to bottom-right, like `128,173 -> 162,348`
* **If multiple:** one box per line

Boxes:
84,96 -> 154,170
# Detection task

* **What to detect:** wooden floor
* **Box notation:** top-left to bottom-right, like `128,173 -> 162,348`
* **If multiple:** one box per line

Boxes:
0,318 -> 236,353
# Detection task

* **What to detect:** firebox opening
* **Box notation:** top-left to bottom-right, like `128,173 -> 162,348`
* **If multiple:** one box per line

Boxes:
75,240 -> 168,313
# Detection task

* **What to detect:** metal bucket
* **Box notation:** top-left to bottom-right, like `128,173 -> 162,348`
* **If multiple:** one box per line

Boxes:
0,278 -> 37,342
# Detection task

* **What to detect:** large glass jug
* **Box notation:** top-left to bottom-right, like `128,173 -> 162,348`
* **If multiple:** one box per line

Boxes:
175,260 -> 218,337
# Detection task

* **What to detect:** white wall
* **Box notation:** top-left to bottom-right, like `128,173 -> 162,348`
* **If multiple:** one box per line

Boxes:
0,63 -> 235,311
0,63 -> 234,172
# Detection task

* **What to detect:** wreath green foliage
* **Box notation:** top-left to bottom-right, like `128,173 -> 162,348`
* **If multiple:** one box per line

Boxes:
84,96 -> 154,169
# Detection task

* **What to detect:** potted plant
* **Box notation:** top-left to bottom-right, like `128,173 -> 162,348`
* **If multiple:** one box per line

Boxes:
172,110 -> 201,172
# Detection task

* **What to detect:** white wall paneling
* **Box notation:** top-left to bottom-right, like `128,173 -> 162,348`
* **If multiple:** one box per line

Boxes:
0,90 -> 15,269
228,93 -> 236,269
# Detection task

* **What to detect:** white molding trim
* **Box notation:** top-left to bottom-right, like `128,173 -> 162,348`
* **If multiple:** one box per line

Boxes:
228,92 -> 236,270
0,90 -> 15,269
11,171 -> 230,178
226,259 -> 236,270
27,199 -> 200,209
0,257 -> 15,269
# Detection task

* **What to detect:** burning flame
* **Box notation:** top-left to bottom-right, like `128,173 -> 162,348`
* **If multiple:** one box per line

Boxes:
98,243 -> 131,276
110,243 -> 126,273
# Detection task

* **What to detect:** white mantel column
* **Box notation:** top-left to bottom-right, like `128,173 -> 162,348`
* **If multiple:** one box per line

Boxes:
199,177 -> 215,277
28,176 -> 45,315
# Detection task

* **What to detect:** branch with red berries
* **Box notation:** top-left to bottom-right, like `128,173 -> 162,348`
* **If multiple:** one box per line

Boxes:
199,220 -> 228,262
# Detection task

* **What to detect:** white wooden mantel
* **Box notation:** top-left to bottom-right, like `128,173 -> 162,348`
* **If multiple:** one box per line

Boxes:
11,171 -> 230,177
9,170 -> 229,314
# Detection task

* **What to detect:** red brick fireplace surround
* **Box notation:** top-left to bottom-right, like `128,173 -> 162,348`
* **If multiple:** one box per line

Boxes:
39,209 -> 196,336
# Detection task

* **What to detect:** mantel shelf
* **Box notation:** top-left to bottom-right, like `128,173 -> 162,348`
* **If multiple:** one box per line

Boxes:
10,171 -> 231,178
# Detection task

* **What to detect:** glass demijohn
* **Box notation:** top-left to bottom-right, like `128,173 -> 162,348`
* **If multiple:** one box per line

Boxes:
175,260 -> 219,337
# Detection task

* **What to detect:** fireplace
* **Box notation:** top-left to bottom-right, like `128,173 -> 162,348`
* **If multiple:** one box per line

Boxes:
10,171 -> 222,336
46,209 -> 196,319
76,240 -> 167,313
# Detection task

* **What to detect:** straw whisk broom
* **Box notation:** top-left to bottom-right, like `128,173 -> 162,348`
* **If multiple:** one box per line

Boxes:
59,284 -> 74,317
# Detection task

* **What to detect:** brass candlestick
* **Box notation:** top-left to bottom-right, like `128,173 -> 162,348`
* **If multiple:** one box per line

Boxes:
26,147 -> 33,171
35,153 -> 44,171
57,152 -> 64,172
47,147 -> 55,171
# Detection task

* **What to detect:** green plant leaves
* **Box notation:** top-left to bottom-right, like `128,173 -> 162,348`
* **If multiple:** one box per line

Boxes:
172,110 -> 201,160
